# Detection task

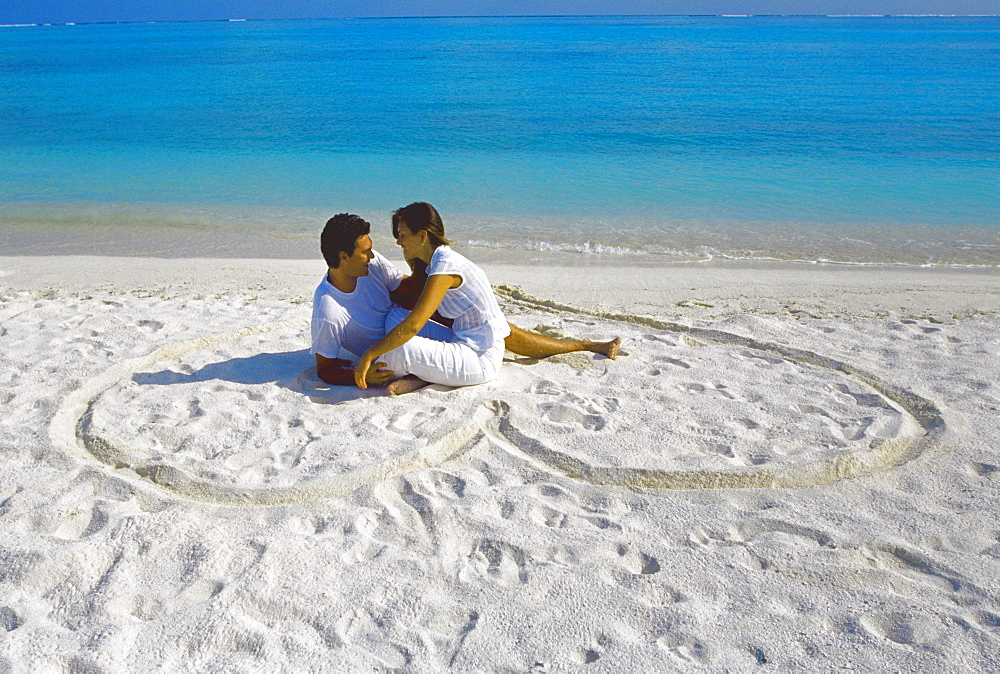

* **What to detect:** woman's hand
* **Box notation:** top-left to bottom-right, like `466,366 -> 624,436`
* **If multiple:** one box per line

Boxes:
354,353 -> 394,388
353,354 -> 371,388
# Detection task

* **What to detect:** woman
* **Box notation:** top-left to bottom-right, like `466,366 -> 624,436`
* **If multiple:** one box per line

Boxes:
354,202 -> 511,396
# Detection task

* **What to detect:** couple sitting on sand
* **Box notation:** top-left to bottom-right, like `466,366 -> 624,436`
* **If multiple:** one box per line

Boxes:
312,202 -> 621,396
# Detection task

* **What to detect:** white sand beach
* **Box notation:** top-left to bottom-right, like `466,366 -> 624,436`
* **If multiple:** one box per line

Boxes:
2,254 -> 1000,670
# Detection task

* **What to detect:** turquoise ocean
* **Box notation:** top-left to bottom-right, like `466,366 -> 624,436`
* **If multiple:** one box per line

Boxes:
1,15 -> 998,265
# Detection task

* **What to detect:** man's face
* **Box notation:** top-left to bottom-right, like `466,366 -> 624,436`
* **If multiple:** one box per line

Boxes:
340,234 -> 374,278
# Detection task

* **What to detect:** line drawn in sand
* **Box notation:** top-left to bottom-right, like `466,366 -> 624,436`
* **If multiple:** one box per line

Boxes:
49,290 -> 947,505
491,286 -> 946,490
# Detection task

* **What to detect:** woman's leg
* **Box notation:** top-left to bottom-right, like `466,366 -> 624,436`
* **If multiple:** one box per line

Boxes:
504,324 -> 621,360
394,272 -> 619,360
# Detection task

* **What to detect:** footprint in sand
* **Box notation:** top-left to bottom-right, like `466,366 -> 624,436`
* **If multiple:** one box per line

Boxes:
413,470 -> 467,500
834,383 -> 895,409
613,544 -> 661,575
678,382 -> 735,399
390,406 -> 446,432
971,462 -> 999,478
459,539 -> 530,587
527,483 -> 622,533
135,319 -> 164,332
0,607 -> 21,632
574,648 -> 602,664
737,518 -> 837,549
657,632 -> 712,664
644,356 -> 692,376
529,503 -> 569,529
51,504 -> 109,540
659,356 -> 692,369
687,518 -> 836,555
863,543 -> 968,594
970,610 -> 1000,633
858,612 -> 944,646
539,402 -> 606,431
529,379 -> 565,396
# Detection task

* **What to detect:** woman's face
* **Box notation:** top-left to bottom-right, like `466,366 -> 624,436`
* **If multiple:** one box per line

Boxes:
395,219 -> 425,261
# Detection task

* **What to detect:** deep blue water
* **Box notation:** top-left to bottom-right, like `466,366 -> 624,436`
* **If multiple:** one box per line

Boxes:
1,16 -> 998,264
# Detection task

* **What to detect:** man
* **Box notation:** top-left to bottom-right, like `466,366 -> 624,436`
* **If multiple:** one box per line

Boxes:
311,213 -> 620,389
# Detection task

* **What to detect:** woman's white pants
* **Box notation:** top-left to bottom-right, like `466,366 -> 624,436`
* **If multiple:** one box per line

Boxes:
380,307 -> 504,387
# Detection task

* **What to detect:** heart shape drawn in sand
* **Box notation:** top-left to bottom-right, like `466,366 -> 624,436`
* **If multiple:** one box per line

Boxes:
50,295 -> 946,505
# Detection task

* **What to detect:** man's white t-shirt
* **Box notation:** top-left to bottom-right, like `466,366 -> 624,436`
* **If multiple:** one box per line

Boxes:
310,250 -> 404,359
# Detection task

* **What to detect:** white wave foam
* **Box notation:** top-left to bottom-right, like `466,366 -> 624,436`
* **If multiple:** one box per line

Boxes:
464,239 -> 1000,269
466,239 -> 647,257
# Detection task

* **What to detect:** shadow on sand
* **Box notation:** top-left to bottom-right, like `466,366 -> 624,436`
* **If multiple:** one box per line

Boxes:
130,349 -> 382,404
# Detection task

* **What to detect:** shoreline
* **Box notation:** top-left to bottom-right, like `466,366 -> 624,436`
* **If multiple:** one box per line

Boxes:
4,206 -> 999,269
4,254 -> 1000,320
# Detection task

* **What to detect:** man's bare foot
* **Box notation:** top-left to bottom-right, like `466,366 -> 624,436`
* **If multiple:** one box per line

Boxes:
387,375 -> 430,396
586,337 -> 622,360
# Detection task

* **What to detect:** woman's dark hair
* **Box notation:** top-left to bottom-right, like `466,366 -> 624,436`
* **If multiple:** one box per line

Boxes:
321,213 -> 371,268
391,202 -> 451,248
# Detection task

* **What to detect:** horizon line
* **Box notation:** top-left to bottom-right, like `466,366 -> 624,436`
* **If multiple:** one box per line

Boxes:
3,13 -> 998,28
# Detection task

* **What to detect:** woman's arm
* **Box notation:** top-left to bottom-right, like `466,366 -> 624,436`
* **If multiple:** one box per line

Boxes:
354,273 -> 459,388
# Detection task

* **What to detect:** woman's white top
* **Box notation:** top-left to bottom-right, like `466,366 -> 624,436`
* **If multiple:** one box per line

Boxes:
427,245 -> 510,352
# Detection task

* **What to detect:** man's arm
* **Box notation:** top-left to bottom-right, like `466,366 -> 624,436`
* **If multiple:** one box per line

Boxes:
388,273 -> 421,309
315,354 -> 356,386
316,354 -> 395,386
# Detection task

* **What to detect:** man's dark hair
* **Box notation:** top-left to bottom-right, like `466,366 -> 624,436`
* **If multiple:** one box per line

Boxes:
321,213 -> 371,268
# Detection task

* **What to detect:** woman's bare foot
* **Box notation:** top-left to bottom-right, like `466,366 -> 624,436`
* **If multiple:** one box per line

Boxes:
387,375 -> 431,396
586,337 -> 622,360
